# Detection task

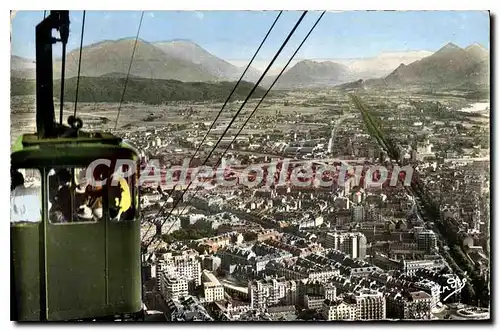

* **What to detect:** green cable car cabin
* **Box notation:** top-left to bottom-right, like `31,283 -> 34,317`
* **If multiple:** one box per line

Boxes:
11,11 -> 143,321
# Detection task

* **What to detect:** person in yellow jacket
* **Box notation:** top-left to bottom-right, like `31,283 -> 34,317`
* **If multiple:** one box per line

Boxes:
110,176 -> 132,221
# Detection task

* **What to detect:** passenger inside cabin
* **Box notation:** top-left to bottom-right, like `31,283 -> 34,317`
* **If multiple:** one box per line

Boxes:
74,168 -> 105,221
11,170 -> 41,223
109,174 -> 132,221
82,170 -> 104,220
74,175 -> 90,219
49,169 -> 72,223
74,170 -> 92,221
75,190 -> 93,221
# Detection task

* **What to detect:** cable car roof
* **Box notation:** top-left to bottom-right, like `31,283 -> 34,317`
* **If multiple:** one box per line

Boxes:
11,133 -> 139,168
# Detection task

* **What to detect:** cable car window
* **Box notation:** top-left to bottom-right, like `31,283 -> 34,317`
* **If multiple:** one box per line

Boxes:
75,168 -> 104,222
109,164 -> 137,222
48,167 -> 103,224
11,168 -> 42,224
48,168 -> 72,223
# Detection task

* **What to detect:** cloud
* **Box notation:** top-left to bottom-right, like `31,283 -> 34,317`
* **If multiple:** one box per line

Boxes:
148,12 -> 155,19
194,11 -> 204,20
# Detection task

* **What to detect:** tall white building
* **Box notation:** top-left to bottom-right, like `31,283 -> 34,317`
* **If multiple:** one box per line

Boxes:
351,204 -> 364,222
324,285 -> 337,301
160,275 -> 188,300
413,280 -> 441,309
350,289 -> 386,320
162,251 -> 202,287
202,270 -> 225,302
248,277 -> 298,309
325,232 -> 367,260
322,298 -> 357,321
413,227 -> 438,252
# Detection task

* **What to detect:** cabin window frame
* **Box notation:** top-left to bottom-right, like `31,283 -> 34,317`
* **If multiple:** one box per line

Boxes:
46,165 -> 106,225
12,157 -> 139,226
10,167 -> 43,225
108,162 -> 139,222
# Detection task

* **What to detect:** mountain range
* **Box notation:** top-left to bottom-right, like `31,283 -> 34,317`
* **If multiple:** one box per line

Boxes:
227,51 -> 433,78
54,39 -> 217,82
11,55 -> 36,79
267,60 -> 350,89
381,42 -> 489,88
153,40 -> 261,81
11,40 -> 489,91
12,39 -> 261,83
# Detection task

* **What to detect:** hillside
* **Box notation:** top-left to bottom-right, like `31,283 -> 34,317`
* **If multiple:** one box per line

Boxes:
11,76 -> 267,104
12,41 -> 489,91
271,60 -> 350,89
11,55 -> 36,70
12,39 -> 263,83
154,40 -> 261,82
11,55 -> 36,79
336,79 -> 366,91
383,42 -> 489,88
11,77 -> 36,96
341,50 -> 433,79
464,43 -> 489,61
336,42 -> 490,92
52,38 -> 218,82
99,72 -> 143,79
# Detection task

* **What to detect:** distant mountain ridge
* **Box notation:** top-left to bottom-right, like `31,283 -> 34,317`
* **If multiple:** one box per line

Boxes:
11,40 -> 489,91
335,42 -> 489,91
11,38 -> 262,83
11,55 -> 35,69
52,38 -> 217,82
11,55 -> 36,79
339,50 -> 434,79
381,42 -> 489,88
153,40 -> 261,82
269,60 -> 350,89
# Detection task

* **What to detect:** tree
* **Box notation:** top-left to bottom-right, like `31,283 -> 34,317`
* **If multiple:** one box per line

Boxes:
243,232 -> 258,242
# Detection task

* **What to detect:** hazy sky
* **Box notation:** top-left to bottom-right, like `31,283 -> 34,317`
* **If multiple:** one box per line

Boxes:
11,10 -> 490,62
